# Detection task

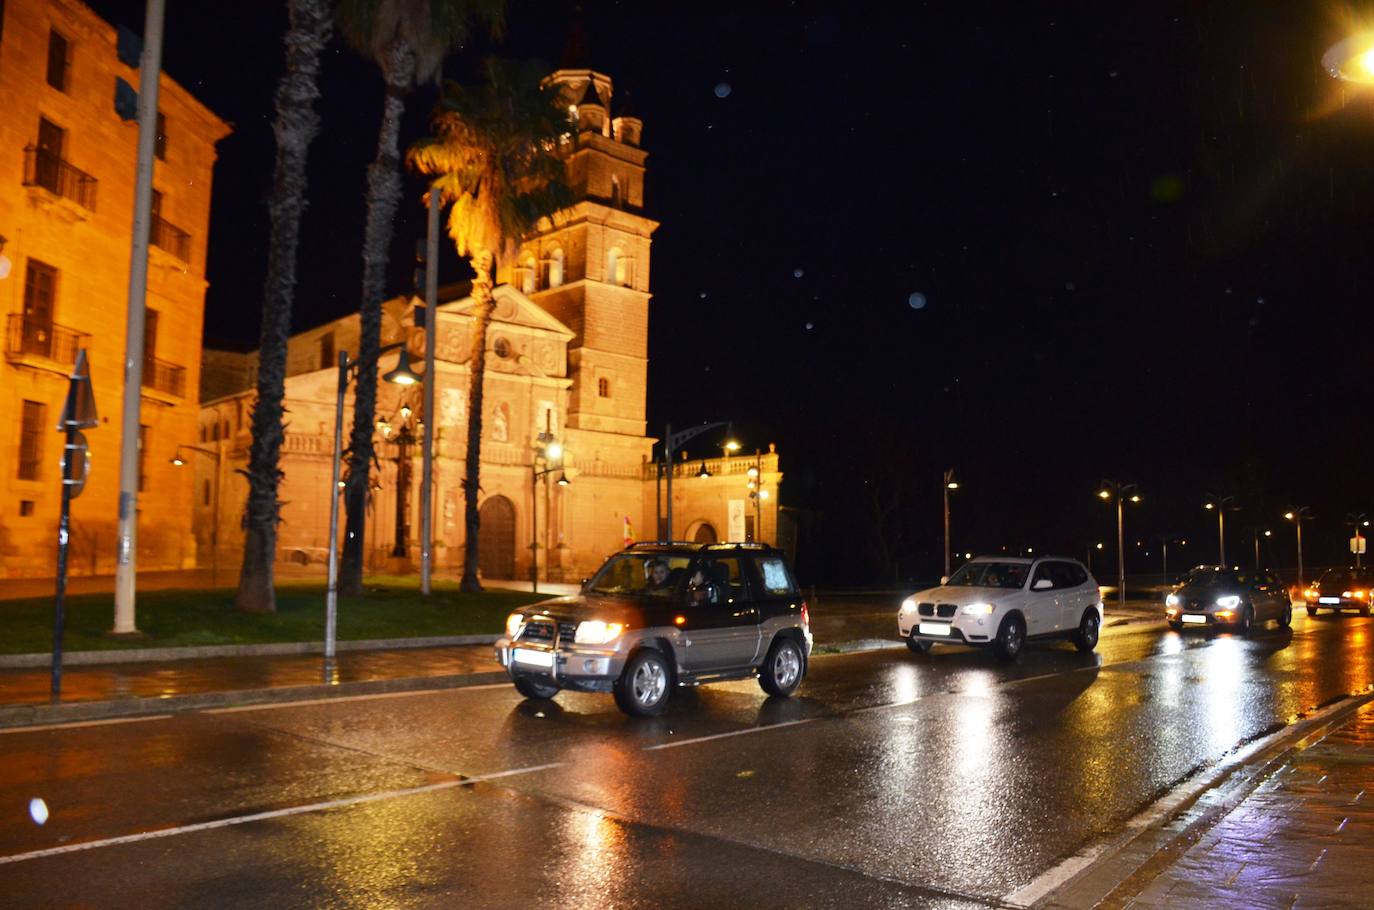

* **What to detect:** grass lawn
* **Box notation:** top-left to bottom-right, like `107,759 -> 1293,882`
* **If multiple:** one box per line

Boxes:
0,576 -> 548,654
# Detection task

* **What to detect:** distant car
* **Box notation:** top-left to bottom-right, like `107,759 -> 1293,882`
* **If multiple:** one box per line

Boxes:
494,542 -> 812,716
1302,567 -> 1374,616
897,556 -> 1103,662
1165,566 -> 1292,633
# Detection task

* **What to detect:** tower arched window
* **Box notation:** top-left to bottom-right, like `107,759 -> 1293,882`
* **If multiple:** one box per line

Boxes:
606,247 -> 621,285
548,248 -> 564,288
518,254 -> 537,294
610,175 -> 622,207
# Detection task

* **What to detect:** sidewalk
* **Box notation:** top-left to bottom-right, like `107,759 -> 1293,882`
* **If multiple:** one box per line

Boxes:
1123,700 -> 1374,909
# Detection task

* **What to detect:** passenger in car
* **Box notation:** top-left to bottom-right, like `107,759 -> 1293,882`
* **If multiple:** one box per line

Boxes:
687,565 -> 719,605
645,558 -> 671,590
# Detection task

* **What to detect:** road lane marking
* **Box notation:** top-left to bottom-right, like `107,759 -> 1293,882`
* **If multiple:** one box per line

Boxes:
0,714 -> 172,735
203,682 -> 512,713
0,761 -> 565,866
643,718 -> 817,750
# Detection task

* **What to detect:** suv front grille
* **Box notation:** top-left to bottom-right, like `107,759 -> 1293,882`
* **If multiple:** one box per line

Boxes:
557,621 -> 578,644
936,603 -> 958,619
520,621 -> 555,643
918,602 -> 935,616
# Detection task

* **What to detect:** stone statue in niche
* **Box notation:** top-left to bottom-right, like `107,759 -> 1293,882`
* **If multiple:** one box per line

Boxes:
491,402 -> 510,442
534,341 -> 558,375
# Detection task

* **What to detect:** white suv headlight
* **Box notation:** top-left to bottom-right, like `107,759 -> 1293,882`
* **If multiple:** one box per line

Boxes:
900,599 -> 917,614
574,620 -> 625,645
961,602 -> 995,615
1166,594 -> 1180,607
505,613 -> 524,638
1215,595 -> 1241,609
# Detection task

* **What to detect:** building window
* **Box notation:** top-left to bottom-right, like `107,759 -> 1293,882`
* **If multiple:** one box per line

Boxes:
47,29 -> 70,91
548,248 -> 564,288
155,111 -> 167,160
493,337 -> 512,359
606,247 -> 631,286
203,481 -> 211,506
21,258 -> 58,357
517,255 -> 537,294
138,425 -> 149,492
34,117 -> 65,195
19,401 -> 45,480
610,174 -> 622,207
319,331 -> 335,370
20,501 -> 36,517
598,377 -> 610,398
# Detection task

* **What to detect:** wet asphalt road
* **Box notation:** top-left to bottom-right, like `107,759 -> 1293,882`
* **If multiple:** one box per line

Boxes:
2,611 -> 1372,909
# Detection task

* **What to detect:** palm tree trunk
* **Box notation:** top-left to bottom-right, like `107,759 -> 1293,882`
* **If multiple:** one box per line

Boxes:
341,38 -> 416,596
460,249 -> 495,592
234,0 -> 333,614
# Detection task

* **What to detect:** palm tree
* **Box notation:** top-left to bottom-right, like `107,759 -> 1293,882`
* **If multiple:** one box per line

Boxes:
335,0 -> 505,596
409,58 -> 572,591
234,0 -> 335,614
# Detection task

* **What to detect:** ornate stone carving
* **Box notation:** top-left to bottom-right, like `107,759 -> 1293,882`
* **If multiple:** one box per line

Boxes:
438,325 -> 469,362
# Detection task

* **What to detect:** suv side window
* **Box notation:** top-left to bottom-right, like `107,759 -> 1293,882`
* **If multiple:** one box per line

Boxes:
693,557 -> 749,604
1055,561 -> 1087,588
754,556 -> 798,597
1032,562 -> 1058,590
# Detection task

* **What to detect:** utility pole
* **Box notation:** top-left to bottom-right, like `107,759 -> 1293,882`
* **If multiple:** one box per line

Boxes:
420,189 -> 439,594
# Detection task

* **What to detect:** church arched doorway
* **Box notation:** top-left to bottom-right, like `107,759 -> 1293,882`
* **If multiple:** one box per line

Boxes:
686,520 -> 717,544
479,495 -> 516,579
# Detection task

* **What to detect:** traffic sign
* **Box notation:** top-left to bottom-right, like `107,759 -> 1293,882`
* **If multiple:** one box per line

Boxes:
1352,535 -> 1367,555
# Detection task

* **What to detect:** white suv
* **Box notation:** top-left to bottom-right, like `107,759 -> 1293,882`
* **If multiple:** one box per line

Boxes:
897,556 -> 1104,661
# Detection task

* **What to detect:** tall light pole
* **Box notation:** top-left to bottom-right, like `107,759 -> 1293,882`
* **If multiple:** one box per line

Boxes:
324,343 -> 418,674
1252,527 -> 1272,568
1098,480 -> 1141,607
1203,494 -> 1237,565
171,445 -> 221,587
530,418 -> 568,593
943,469 -> 959,578
1285,507 -> 1311,591
419,187 -> 440,595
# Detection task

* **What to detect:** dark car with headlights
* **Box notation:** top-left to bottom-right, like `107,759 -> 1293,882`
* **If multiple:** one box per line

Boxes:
1302,567 -> 1374,616
494,543 -> 812,716
1165,565 -> 1292,634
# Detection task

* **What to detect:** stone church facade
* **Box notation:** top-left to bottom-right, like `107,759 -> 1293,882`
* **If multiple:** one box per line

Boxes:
197,63 -> 782,584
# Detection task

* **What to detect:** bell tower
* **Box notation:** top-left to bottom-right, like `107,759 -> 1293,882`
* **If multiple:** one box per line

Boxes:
510,59 -> 657,444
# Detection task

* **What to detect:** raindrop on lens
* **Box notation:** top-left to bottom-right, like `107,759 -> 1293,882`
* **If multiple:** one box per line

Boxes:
805,322 -> 814,331
714,82 -> 732,98
793,268 -> 804,278
29,798 -> 49,826
908,292 -> 927,310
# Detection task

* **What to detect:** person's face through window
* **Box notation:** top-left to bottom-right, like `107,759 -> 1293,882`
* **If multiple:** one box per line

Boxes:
649,563 -> 669,585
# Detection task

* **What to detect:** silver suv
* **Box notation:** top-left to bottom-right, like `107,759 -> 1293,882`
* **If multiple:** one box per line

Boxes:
495,543 -> 813,716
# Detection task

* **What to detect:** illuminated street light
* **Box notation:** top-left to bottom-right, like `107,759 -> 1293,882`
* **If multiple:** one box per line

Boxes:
1097,480 -> 1142,607
1283,505 -> 1310,589
1202,493 -> 1238,564
943,469 -> 959,577
1323,33 -> 1374,84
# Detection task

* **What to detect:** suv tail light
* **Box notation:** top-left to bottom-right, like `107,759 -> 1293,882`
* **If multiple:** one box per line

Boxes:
800,601 -> 809,628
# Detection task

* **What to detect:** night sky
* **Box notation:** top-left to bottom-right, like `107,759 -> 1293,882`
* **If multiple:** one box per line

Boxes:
87,1 -> 1374,583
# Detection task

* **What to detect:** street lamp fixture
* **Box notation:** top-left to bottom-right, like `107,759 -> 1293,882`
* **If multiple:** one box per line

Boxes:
1324,34 -> 1374,84
943,469 -> 959,577
1202,493 -> 1238,564
659,420 -> 732,540
696,461 -> 711,479
531,422 -> 570,594
723,439 -> 741,453
1283,506 -> 1311,595
1097,480 -> 1142,608
382,346 -> 421,386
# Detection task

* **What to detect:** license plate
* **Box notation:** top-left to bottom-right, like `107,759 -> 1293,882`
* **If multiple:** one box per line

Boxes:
512,648 -> 554,668
918,622 -> 951,636
1320,597 -> 1341,605
1182,614 -> 1208,624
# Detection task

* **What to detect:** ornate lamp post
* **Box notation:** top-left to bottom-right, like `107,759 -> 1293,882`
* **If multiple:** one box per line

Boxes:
531,422 -> 569,592
170,445 -> 222,587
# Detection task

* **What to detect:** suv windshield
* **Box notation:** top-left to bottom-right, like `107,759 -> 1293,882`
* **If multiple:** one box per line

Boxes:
586,553 -> 694,597
1317,568 -> 1371,588
946,562 -> 1029,589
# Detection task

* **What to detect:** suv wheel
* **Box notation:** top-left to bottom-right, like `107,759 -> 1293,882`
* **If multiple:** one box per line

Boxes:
759,637 -> 805,697
906,634 -> 933,655
513,675 -> 560,700
613,648 -> 672,716
1278,604 -> 1293,629
1237,606 -> 1255,636
992,614 -> 1025,662
1073,609 -> 1100,652
1307,605 -> 1318,617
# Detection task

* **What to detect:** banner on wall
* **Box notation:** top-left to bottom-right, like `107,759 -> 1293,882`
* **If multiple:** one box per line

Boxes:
728,499 -> 746,542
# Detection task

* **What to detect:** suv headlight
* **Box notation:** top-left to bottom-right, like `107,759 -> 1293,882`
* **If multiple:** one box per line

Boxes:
900,599 -> 917,614
574,620 -> 625,645
1166,594 -> 1180,607
1215,595 -> 1241,609
961,602 -> 995,615
505,613 -> 525,639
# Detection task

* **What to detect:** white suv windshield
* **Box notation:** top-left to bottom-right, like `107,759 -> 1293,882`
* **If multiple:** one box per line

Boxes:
947,562 -> 1029,589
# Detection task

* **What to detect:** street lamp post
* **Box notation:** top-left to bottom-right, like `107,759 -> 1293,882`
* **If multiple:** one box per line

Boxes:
530,420 -> 568,593
379,405 -> 417,559
1285,507 -> 1312,591
1098,480 -> 1142,608
1086,541 -> 1103,574
170,445 -> 222,587
1203,494 -> 1237,565
325,343 -> 418,674
660,420 -> 732,541
1252,528 -> 1272,568
943,469 -> 959,578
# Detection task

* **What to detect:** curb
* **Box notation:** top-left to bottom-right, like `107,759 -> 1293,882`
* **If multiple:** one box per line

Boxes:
0,669 -> 512,730
0,634 -> 500,668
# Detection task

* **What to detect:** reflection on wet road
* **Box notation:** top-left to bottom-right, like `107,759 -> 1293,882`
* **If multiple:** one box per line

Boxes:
2,613 -> 1371,908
